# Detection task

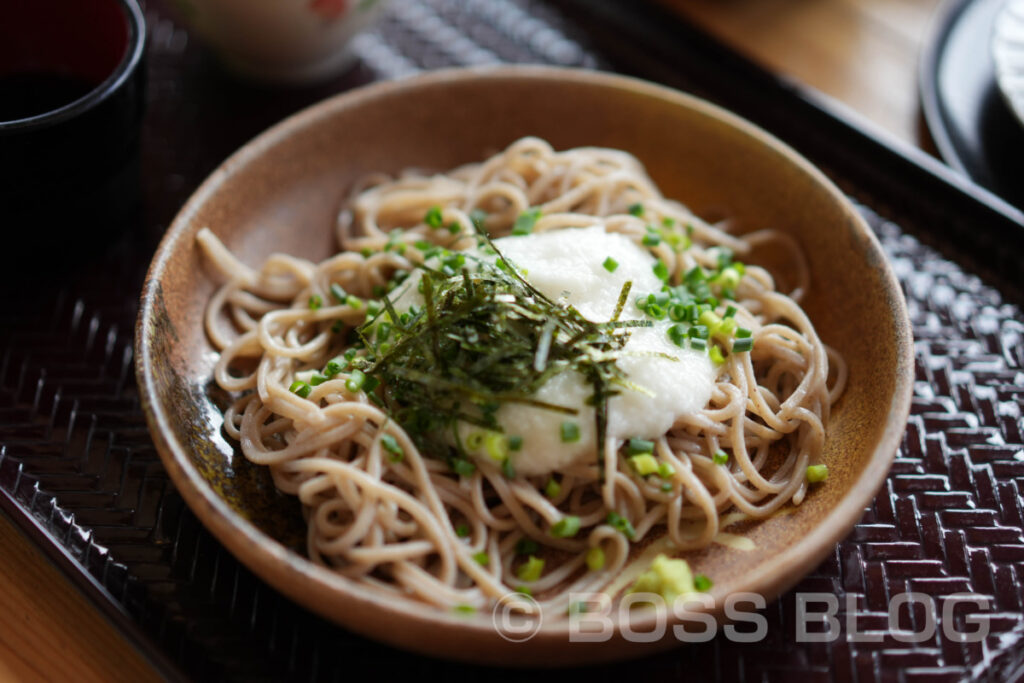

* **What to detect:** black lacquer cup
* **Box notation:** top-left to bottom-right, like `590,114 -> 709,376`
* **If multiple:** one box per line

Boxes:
1,0 -> 146,276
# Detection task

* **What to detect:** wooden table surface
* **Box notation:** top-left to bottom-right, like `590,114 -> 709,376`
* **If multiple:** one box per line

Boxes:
0,0 -> 946,679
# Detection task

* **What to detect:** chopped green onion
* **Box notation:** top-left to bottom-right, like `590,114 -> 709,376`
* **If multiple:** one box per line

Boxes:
345,369 -> 367,392
329,283 -> 347,303
452,458 -> 476,476
473,551 -> 490,566
628,203 -> 644,217
690,338 -> 707,351
454,604 -> 476,615
517,556 -> 545,582
627,438 -> 655,455
508,435 -> 523,452
560,421 -> 580,443
807,464 -> 829,483
732,337 -> 754,353
324,358 -> 345,377
309,373 -> 328,386
544,478 -> 562,499
606,511 -> 636,540
289,380 -> 311,398
512,207 -> 542,235
689,325 -> 709,339
345,295 -> 363,309
642,232 -> 661,247
380,434 -> 404,461
668,304 -> 688,323
501,458 -> 516,479
586,546 -> 605,571
484,432 -> 507,461
308,294 -> 322,310
659,481 -> 674,493
515,586 -> 532,596
516,538 -> 539,555
466,431 -> 485,451
736,327 -> 752,338
425,205 -> 443,228
629,454 -> 659,476
657,462 -> 675,479
652,260 -> 670,281
668,324 -> 688,347
551,516 -> 581,538
712,449 -> 729,465
694,574 -> 713,592
724,305 -> 737,318
455,524 -> 470,538
603,257 -> 619,273
709,345 -> 726,366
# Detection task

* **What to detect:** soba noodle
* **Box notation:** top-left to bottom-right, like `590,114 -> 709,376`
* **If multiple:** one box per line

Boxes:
198,137 -> 845,616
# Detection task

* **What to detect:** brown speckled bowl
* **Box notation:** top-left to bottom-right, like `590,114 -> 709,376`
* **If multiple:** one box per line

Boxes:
135,66 -> 913,665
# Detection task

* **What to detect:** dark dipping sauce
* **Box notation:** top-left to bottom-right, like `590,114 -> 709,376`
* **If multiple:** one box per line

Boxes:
0,72 -> 96,122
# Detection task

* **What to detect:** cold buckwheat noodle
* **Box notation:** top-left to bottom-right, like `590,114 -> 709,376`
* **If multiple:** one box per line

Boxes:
197,137 -> 846,617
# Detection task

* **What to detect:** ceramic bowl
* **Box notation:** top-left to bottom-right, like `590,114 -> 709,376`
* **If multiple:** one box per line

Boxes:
135,66 -> 914,665
172,0 -> 390,84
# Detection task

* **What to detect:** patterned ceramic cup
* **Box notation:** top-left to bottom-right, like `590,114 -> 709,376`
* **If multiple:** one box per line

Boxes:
174,0 -> 388,83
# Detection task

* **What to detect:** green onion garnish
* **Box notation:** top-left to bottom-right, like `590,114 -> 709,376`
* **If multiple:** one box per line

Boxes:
454,604 -> 476,615
628,203 -> 644,217
642,232 -> 661,247
712,449 -> 729,465
516,538 -> 539,556
452,458 -> 476,476
473,551 -> 490,566
586,547 -> 605,571
732,337 -> 754,353
501,458 -> 516,479
709,345 -> 726,366
603,256 -> 619,273
455,524 -> 470,538
627,438 -> 654,455
807,464 -> 829,483
380,434 -> 404,461
516,555 -> 545,582
544,478 -> 561,498
508,435 -> 523,452
606,511 -> 636,539
550,516 -> 581,538
425,205 -> 443,228
629,454 -> 659,476
560,421 -> 580,443
512,207 -> 542,235
289,380 -> 311,398
694,574 -> 713,592
330,283 -> 347,303
345,369 -> 366,392
308,294 -> 322,310
652,260 -> 669,281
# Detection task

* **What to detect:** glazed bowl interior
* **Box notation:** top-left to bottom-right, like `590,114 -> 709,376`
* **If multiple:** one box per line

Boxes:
137,66 -> 913,666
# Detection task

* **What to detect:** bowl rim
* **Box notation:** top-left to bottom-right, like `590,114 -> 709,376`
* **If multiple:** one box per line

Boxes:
0,0 -> 146,133
135,64 -> 915,659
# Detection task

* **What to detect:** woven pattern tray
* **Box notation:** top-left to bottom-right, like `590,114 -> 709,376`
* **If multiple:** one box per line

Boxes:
2,0 -> 1023,680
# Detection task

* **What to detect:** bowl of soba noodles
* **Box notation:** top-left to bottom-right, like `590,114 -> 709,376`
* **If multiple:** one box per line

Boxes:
135,66 -> 913,665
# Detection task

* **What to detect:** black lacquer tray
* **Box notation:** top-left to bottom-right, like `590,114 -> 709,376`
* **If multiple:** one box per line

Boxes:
2,1 -> 1023,681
